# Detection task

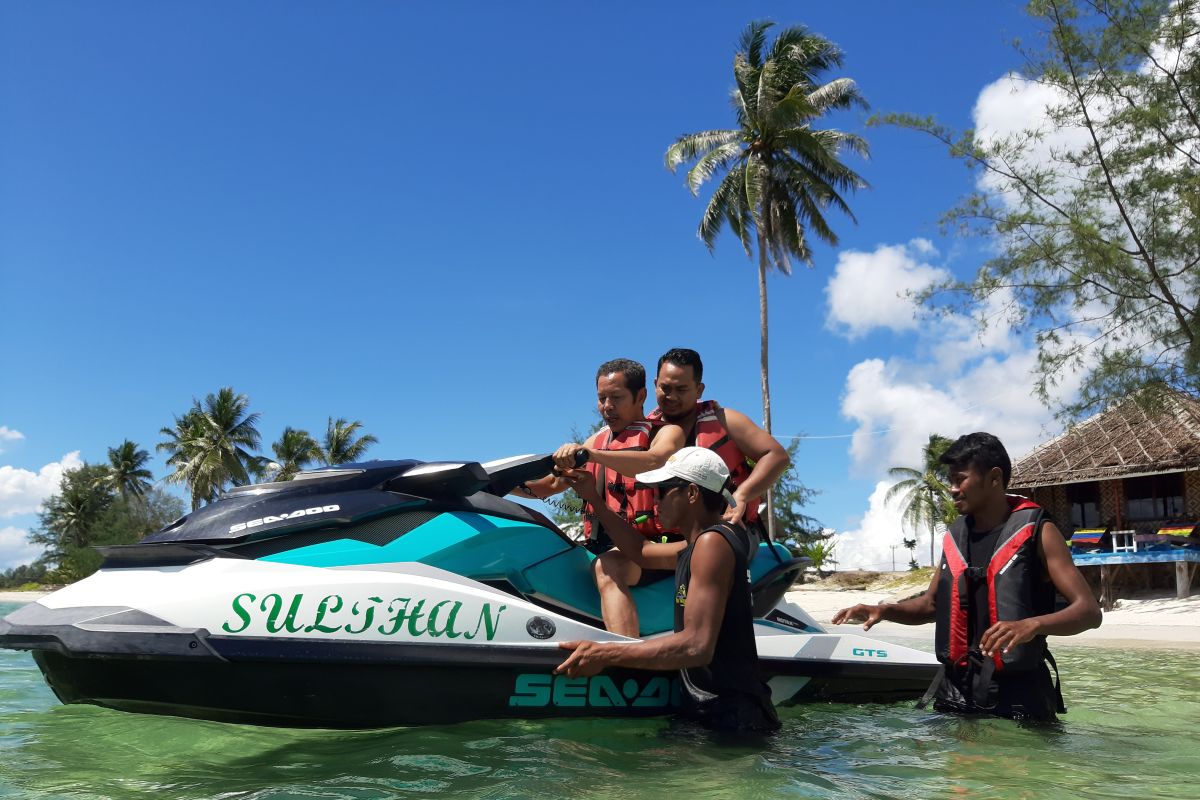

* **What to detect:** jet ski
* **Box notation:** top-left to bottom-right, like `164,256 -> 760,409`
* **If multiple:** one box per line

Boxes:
0,453 -> 937,728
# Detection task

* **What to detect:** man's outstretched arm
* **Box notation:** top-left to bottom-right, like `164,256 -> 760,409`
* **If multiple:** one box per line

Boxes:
552,424 -> 685,477
555,531 -> 733,676
831,568 -> 939,630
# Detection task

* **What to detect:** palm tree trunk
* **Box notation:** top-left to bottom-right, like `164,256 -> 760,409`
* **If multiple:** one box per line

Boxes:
928,487 -> 937,566
757,230 -> 777,544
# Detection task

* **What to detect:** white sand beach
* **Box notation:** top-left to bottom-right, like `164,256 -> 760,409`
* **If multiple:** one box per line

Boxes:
0,591 -> 48,603
788,586 -> 1200,650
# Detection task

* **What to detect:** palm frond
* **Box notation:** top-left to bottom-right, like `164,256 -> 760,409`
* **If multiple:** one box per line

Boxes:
685,142 -> 744,195
806,77 -> 868,114
732,52 -> 761,124
737,20 -> 773,69
769,26 -> 843,80
664,129 -> 741,171
698,165 -> 753,255
776,130 -> 869,192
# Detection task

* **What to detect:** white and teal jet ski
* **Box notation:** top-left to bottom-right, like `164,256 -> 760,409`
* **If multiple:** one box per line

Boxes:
0,453 -> 936,728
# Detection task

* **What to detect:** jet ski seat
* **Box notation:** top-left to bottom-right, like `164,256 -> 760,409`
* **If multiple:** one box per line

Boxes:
750,553 -> 810,616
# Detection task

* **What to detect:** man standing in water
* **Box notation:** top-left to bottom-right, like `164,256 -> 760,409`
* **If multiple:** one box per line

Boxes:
833,432 -> 1101,720
557,447 -> 780,734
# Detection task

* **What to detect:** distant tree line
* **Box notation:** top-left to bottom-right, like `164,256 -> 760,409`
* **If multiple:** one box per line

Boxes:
0,387 -> 376,588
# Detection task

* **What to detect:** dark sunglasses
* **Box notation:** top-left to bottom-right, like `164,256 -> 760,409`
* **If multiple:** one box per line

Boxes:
642,479 -> 691,494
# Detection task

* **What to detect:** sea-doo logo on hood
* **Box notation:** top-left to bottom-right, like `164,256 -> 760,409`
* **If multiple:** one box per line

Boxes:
229,505 -> 340,534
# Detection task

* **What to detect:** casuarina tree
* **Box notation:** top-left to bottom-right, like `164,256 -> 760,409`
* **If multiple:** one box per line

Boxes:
882,0 -> 1199,419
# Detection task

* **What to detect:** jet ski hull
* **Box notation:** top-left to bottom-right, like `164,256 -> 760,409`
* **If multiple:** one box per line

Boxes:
0,455 -> 940,728
24,640 -> 934,728
4,589 -> 937,728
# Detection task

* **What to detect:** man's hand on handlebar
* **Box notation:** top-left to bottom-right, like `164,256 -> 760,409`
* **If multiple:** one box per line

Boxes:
553,443 -> 589,472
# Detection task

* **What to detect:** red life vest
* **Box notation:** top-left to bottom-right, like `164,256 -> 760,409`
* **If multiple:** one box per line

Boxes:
582,420 -> 663,541
649,400 -> 758,524
935,497 -> 1053,675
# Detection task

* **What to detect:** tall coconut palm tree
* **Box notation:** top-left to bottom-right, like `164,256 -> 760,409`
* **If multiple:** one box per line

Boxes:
100,439 -> 153,501
885,434 -> 957,567
158,389 -> 262,510
157,409 -> 212,511
665,20 -> 869,540
321,417 -> 378,465
271,427 -> 322,481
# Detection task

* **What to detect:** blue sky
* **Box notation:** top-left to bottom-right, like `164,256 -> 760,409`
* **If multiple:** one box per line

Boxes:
0,2 -> 1074,571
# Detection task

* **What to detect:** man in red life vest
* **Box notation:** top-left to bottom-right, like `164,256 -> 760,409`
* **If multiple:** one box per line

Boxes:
648,348 -> 791,534
516,358 -> 685,636
832,432 -> 1101,721
551,348 -> 791,637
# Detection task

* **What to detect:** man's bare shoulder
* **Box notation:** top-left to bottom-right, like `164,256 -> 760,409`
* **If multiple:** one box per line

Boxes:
693,528 -> 737,560
715,405 -> 766,435
655,421 -> 685,438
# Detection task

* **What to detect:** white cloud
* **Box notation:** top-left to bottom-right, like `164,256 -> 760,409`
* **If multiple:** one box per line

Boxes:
842,359 -> 986,472
971,73 -> 1096,204
825,241 -> 951,339
0,526 -> 42,572
832,230 -> 1093,482
0,452 -> 83,519
833,481 -> 942,571
908,237 -> 937,257
0,427 -> 24,454
840,341 -> 1081,481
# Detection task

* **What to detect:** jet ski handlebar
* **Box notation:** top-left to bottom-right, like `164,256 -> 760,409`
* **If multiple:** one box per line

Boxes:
481,449 -> 588,497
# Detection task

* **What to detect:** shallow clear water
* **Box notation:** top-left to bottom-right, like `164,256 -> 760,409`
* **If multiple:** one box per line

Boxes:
2,600 -> 1198,799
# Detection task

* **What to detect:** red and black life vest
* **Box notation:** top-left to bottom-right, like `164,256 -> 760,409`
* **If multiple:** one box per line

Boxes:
582,420 -> 663,541
649,400 -> 758,524
935,497 -> 1054,674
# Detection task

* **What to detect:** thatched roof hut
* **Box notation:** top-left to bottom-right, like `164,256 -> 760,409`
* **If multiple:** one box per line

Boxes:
1010,391 -> 1200,606
1011,392 -> 1200,490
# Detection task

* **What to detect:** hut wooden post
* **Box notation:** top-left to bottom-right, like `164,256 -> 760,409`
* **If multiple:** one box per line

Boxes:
1100,564 -> 1114,611
1177,561 -> 1192,599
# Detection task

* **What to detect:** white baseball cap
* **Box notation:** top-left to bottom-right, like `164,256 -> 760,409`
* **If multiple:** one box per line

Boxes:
635,446 -> 736,507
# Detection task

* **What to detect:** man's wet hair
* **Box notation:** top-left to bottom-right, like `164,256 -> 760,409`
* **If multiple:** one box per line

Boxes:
596,358 -> 646,395
940,432 -> 1012,488
657,348 -> 704,383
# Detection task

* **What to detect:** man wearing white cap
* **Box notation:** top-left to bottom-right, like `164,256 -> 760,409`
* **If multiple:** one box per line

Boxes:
557,447 -> 779,733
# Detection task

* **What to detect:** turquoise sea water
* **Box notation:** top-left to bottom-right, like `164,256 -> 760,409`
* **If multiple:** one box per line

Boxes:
2,600 -> 1198,799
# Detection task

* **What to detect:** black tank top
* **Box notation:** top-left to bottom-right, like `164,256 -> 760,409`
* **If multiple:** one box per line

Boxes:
673,524 -> 771,706
967,522 -> 1004,647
